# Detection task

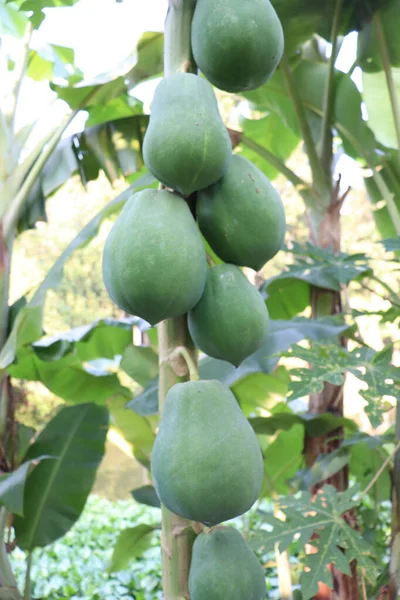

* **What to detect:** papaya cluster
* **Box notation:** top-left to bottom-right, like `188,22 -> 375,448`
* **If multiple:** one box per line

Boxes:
102,1 -> 285,598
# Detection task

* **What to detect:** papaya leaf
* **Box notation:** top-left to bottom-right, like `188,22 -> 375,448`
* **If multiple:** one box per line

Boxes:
0,173 -> 153,371
20,0 -> 80,28
263,243 -> 372,293
286,343 -> 400,427
252,485 -> 376,600
0,456 -> 53,516
14,403 -> 108,549
131,485 -> 161,509
109,524 -> 158,573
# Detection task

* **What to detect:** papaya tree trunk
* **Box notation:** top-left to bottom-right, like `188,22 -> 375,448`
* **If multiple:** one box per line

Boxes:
158,2 -> 198,599
280,0 -> 359,596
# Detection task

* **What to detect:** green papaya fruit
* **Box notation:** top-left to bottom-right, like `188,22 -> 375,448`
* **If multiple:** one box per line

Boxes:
189,527 -> 266,600
191,0 -> 284,92
188,265 -> 269,366
197,155 -> 286,271
102,189 -> 207,325
151,380 -> 263,526
143,73 -> 232,195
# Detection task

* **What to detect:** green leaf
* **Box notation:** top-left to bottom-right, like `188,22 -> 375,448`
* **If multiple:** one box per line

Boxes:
232,370 -> 288,415
382,237 -> 400,252
7,318 -> 145,404
264,243 -> 372,292
120,345 -> 159,388
14,403 -> 108,549
131,485 -> 160,509
253,485 -> 376,599
127,378 -> 159,417
85,95 -> 143,128
364,154 -> 400,240
286,343 -> 400,427
0,1 -> 28,36
20,0 -> 80,28
264,277 -> 310,319
0,457 -> 52,516
128,31 -> 164,86
291,447 -> 351,491
262,404 -> 304,496
242,61 -> 376,163
363,69 -> 400,148
1,173 -> 153,370
27,44 -> 82,83
358,1 -> 400,73
110,398 -> 155,469
109,524 -> 157,573
250,412 -> 356,437
348,433 -> 391,503
239,113 -> 299,181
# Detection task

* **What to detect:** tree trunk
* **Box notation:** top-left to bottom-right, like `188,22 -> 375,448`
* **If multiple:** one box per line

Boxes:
305,195 -> 360,600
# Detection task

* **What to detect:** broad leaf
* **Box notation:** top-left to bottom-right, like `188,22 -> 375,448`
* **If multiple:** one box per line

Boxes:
0,457 -> 52,516
14,403 -> 108,549
120,345 -> 159,388
382,236 -> 400,252
20,0 -> 80,28
21,116 -> 149,233
0,173 -> 153,371
363,69 -> 400,149
110,398 -> 155,469
242,61 -> 376,165
0,1 -> 28,36
239,113 -> 299,181
128,378 -> 159,417
358,0 -> 400,73
131,485 -> 161,509
364,154 -> 400,240
262,404 -> 304,496
253,485 -> 376,599
291,447 -> 351,491
250,412 -> 356,437
109,524 -> 157,573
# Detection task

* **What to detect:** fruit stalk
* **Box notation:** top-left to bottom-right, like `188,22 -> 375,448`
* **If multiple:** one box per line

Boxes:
159,2 -> 198,598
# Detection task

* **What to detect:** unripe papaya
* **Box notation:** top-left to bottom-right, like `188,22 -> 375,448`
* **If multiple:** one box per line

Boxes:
189,527 -> 266,600
102,189 -> 207,325
151,380 -> 263,526
197,155 -> 286,271
191,0 -> 284,93
143,73 -> 232,195
188,265 -> 269,366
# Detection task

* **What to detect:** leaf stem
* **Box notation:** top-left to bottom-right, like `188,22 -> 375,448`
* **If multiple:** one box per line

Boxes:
374,12 -> 400,163
320,0 -> 343,172
24,552 -> 32,600
280,54 -> 330,200
9,24 -> 33,142
359,439 -> 400,500
170,346 -> 200,381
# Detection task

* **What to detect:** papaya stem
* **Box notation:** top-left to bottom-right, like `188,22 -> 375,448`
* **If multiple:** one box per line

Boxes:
158,4 -> 199,598
169,346 -> 200,381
